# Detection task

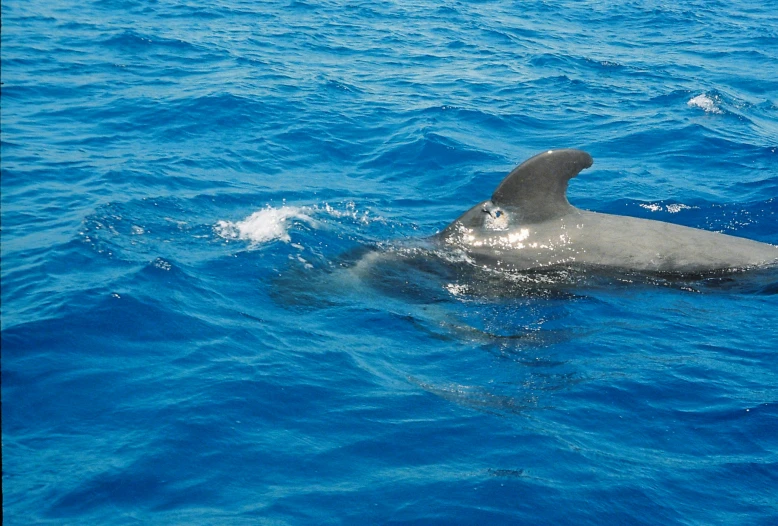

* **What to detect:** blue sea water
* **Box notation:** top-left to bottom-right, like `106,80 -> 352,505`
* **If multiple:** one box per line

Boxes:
2,0 -> 778,523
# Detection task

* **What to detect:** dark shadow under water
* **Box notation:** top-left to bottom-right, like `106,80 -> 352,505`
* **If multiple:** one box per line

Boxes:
269,240 -> 778,415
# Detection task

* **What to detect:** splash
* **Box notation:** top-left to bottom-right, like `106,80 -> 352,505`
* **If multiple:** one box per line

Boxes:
215,202 -> 385,246
215,206 -> 315,244
320,201 -> 376,225
687,93 -> 722,114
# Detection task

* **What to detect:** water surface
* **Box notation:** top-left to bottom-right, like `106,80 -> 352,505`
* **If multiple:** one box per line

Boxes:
2,0 -> 778,524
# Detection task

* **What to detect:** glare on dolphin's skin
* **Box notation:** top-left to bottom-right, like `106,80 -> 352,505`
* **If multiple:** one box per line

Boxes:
436,149 -> 778,274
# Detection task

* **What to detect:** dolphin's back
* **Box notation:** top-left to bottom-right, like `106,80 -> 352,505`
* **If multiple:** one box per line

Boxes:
437,149 -> 778,274
571,210 -> 778,273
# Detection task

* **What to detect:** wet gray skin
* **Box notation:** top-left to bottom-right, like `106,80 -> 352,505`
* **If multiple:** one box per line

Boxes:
436,149 -> 778,274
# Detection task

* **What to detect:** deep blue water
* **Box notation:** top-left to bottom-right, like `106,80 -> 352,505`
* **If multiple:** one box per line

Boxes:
2,0 -> 778,523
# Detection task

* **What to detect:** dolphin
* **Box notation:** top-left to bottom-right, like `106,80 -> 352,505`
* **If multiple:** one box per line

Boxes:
436,149 -> 778,274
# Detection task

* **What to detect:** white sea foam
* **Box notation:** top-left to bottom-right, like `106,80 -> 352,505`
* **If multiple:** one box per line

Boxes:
215,206 -> 315,244
687,93 -> 722,114
215,202 -> 384,246
640,203 -> 696,213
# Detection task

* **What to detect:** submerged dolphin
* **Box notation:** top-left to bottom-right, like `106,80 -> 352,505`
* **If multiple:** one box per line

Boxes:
436,149 -> 777,274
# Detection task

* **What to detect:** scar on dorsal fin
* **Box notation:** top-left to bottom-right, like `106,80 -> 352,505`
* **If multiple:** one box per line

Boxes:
491,149 -> 593,222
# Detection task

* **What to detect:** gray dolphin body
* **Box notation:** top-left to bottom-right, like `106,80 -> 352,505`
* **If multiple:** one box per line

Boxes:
436,149 -> 778,274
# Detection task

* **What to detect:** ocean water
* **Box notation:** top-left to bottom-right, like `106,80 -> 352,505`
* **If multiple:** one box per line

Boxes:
2,0 -> 778,523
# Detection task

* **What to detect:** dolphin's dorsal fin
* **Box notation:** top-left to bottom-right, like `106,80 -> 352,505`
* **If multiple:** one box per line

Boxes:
491,149 -> 593,222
